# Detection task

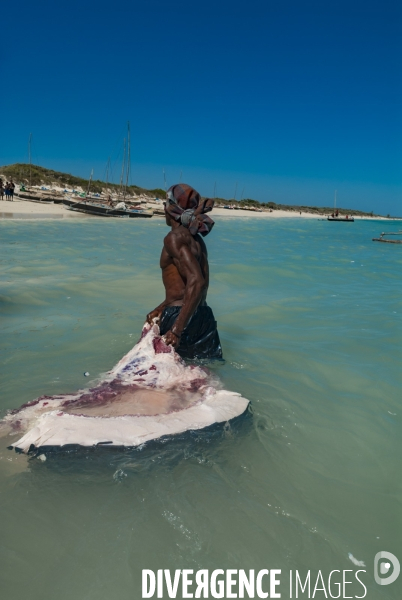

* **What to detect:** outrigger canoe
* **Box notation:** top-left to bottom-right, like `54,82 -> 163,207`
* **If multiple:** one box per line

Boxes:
66,201 -> 153,218
372,231 -> 402,244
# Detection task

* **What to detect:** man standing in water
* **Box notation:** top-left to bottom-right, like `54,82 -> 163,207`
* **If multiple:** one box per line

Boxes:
146,183 -> 222,360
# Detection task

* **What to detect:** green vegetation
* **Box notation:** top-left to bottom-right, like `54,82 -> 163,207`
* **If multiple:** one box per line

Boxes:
0,163 -> 165,198
0,163 -> 382,216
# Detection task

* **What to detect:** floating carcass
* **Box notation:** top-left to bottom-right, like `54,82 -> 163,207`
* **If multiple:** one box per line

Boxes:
2,323 -> 249,454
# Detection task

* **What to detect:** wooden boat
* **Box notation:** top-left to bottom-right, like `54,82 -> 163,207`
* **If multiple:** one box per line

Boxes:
15,191 -> 53,204
372,231 -> 402,244
327,190 -> 354,221
62,197 -> 84,207
16,186 -> 63,203
327,215 -> 354,222
66,201 -> 153,218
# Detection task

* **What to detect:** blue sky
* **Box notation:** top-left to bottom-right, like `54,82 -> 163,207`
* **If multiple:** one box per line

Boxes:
1,0 -> 401,214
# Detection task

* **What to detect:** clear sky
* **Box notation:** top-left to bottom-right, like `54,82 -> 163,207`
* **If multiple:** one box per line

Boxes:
2,0 -> 401,214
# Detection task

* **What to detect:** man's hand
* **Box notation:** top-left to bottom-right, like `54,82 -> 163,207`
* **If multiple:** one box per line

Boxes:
163,330 -> 180,348
146,307 -> 163,325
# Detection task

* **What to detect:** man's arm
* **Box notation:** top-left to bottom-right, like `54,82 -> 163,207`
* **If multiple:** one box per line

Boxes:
163,233 -> 206,347
146,299 -> 169,325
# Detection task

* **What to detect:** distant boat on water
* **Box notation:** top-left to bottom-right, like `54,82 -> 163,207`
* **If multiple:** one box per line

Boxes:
327,214 -> 354,222
372,231 -> 402,244
327,190 -> 354,222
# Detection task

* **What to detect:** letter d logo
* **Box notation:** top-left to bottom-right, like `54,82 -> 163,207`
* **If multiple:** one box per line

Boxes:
374,552 -> 400,585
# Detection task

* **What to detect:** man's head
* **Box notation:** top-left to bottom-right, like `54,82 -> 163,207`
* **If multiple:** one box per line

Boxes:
164,183 -> 215,236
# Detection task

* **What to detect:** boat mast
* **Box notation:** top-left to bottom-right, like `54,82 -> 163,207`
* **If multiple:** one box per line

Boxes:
105,157 -> 110,187
334,190 -> 337,210
124,122 -> 130,201
119,138 -> 126,200
86,169 -> 93,200
28,133 -> 32,187
163,168 -> 167,192
233,182 -> 238,201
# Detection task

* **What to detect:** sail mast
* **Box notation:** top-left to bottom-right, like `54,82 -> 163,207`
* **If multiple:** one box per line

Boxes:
28,133 -> 32,187
86,169 -> 93,200
124,122 -> 130,201
119,138 -> 126,200
105,157 -> 110,187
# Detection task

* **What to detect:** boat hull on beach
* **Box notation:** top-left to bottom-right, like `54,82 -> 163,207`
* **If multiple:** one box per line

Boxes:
15,192 -> 54,204
67,201 -> 153,218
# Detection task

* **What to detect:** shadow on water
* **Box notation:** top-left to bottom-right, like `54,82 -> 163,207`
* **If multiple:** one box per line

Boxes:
22,407 -> 254,477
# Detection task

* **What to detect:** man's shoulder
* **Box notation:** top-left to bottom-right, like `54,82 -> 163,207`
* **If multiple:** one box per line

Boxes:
164,228 -> 192,254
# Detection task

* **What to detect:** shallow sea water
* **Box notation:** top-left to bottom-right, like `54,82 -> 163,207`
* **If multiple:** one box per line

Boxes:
0,217 -> 401,600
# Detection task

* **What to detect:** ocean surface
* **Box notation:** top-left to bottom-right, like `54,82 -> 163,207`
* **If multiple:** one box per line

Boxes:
0,217 -> 401,600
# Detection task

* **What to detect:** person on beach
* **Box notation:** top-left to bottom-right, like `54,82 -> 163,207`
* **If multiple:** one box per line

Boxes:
0,179 -> 4,200
5,182 -> 11,201
9,180 -> 15,201
146,183 -> 222,360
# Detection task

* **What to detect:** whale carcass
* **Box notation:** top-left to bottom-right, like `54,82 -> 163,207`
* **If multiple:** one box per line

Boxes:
3,323 -> 249,454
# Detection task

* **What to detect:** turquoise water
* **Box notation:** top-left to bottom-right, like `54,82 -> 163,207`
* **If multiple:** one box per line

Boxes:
0,217 -> 401,600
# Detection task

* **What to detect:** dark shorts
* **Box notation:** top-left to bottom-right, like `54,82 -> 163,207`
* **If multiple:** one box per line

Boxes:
159,305 -> 223,360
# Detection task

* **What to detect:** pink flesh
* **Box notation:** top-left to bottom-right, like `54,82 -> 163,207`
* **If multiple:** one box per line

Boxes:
2,322 -> 249,452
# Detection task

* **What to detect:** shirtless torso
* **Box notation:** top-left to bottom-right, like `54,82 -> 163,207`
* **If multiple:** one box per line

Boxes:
146,220 -> 209,348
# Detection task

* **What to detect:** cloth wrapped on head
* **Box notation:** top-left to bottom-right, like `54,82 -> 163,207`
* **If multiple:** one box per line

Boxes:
165,184 -> 214,236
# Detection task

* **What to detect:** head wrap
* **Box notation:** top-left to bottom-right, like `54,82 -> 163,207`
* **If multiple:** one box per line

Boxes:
165,184 -> 215,236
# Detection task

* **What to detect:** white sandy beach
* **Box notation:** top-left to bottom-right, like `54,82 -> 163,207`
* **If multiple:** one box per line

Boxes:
215,207 -> 328,218
1,198 -> 386,220
0,198 -> 88,219
0,199 -> 323,219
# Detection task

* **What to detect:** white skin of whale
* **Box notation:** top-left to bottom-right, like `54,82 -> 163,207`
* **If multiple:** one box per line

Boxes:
2,323 -> 249,453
